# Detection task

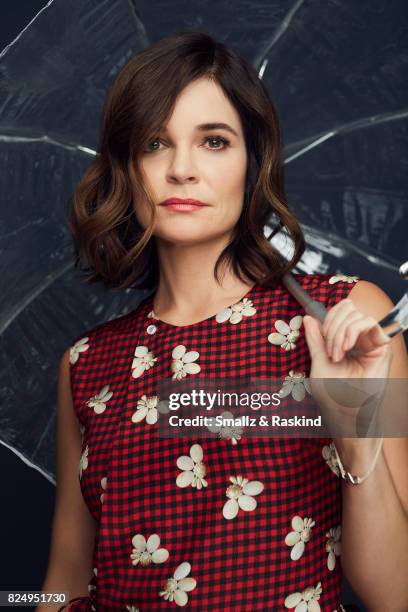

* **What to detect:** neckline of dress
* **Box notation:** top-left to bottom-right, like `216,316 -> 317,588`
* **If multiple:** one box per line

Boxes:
145,282 -> 259,330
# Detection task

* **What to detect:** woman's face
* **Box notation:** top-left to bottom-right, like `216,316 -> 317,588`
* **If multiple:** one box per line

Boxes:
134,77 -> 248,246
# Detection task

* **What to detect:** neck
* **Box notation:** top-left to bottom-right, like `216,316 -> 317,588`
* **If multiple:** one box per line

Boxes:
152,237 -> 254,322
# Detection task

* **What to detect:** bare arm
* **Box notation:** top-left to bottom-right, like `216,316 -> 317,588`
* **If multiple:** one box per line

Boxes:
36,349 -> 97,611
333,281 -> 408,611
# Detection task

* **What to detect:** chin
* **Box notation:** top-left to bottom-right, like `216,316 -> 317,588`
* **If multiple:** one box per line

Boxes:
154,226 -> 226,246
156,233 -> 209,245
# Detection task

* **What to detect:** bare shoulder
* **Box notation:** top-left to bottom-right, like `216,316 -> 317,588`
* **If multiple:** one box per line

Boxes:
60,346 -> 72,380
347,279 -> 394,315
346,279 -> 408,374
58,347 -> 79,418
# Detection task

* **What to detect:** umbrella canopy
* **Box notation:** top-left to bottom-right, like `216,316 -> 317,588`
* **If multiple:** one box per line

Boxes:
0,0 -> 406,482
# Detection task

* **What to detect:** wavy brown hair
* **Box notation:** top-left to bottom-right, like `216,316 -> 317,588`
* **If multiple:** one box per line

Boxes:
69,30 -> 306,291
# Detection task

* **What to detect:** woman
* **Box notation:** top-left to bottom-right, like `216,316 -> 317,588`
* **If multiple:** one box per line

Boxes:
39,32 -> 408,611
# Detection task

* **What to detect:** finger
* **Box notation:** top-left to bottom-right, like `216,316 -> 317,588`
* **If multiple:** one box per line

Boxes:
342,316 -> 391,355
323,300 -> 356,357
332,312 -> 366,361
303,315 -> 327,361
343,317 -> 365,352
322,298 -> 353,338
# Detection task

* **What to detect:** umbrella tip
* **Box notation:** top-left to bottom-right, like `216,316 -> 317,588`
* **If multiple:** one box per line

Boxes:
399,261 -> 408,280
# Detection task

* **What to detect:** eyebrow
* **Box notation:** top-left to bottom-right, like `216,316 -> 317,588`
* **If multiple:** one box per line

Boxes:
161,122 -> 239,137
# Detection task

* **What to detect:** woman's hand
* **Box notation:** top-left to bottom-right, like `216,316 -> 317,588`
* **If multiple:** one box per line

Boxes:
302,298 -> 393,437
303,297 -> 393,379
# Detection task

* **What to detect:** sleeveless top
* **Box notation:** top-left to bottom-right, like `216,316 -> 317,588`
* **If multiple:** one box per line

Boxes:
59,272 -> 360,612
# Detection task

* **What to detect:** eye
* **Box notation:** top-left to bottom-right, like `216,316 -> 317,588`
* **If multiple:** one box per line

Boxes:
144,135 -> 231,153
145,138 -> 161,152
204,135 -> 230,150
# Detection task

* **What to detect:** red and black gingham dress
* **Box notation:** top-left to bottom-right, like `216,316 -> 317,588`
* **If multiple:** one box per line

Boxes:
62,272 -> 359,612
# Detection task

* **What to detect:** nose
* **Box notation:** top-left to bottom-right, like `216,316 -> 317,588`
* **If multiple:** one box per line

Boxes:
166,146 -> 198,184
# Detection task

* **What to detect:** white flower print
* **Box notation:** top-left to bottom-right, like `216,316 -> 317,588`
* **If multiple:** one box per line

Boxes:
326,525 -> 341,570
223,475 -> 264,520
159,561 -> 197,607
171,344 -> 200,380
278,370 -> 312,402
79,423 -> 85,438
100,477 -> 107,504
215,297 -> 256,324
284,581 -> 322,611
131,394 -> 159,425
206,410 -> 243,445
131,345 -> 157,378
79,445 -> 89,479
126,607 -> 139,612
322,442 -> 340,477
285,515 -> 316,560
176,443 -> 208,489
329,274 -> 359,284
130,533 -> 169,567
268,315 -> 303,351
86,384 -> 113,414
69,337 -> 90,364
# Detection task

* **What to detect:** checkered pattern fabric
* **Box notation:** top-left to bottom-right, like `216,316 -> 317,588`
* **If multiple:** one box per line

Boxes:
60,273 -> 360,611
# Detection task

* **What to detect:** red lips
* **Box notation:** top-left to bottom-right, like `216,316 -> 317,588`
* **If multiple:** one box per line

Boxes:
160,198 -> 208,206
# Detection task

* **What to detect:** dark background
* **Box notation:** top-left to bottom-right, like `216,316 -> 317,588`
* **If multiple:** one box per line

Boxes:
1,2 -> 58,605
1,1 -> 407,611
0,0 -> 64,602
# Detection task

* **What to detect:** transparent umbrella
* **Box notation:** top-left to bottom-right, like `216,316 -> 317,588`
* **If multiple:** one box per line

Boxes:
0,0 -> 406,483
